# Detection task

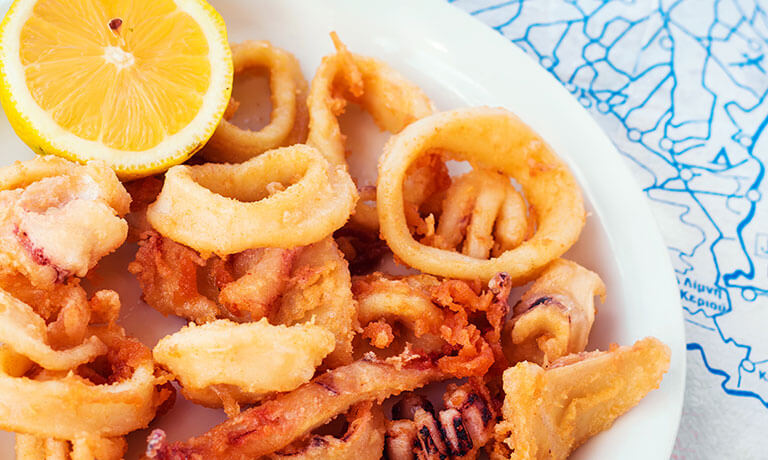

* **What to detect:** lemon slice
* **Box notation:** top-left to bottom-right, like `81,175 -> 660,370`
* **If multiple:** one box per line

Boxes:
0,0 -> 233,179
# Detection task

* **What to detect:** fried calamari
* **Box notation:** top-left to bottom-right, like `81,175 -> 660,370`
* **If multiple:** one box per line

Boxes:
144,351 -> 443,460
490,338 -> 671,460
0,157 -> 130,288
202,41 -> 309,163
503,259 -> 606,366
377,107 -> 585,283
153,319 -> 335,411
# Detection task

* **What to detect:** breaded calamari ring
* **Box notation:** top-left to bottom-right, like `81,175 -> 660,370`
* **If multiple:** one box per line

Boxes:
202,41 -> 309,163
377,107 -> 585,283
147,144 -> 357,255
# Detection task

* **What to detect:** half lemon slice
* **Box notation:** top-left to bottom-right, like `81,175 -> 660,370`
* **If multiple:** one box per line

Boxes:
0,0 -> 233,178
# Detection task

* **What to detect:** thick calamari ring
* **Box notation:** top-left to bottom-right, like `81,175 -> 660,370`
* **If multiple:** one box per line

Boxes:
153,319 -> 335,408
307,33 -> 434,167
0,329 -> 161,439
202,41 -> 309,163
147,144 -> 358,255
0,287 -> 105,370
377,107 -> 585,283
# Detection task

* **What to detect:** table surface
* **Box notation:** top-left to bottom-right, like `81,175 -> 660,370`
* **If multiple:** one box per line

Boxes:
448,1 -> 768,458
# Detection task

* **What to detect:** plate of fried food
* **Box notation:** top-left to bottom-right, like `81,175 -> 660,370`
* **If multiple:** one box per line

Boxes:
0,0 -> 685,459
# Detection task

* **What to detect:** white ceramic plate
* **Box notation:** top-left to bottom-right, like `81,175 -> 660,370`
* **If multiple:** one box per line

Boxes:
0,0 -> 685,459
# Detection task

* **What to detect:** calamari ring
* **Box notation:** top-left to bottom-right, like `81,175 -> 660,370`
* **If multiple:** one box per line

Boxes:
147,144 -> 358,256
377,107 -> 585,283
0,327 -> 164,439
153,319 -> 335,410
202,41 -> 309,163
0,287 -> 105,370
307,33 -> 434,167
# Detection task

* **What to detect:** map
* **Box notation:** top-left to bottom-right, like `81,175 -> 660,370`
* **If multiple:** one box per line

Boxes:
450,0 -> 768,428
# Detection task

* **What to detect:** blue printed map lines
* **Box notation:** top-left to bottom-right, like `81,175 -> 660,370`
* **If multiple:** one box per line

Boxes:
450,0 -> 768,408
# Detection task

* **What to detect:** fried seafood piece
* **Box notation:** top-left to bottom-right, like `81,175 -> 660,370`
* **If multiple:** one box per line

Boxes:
202,40 -> 309,163
308,32 -> 434,168
385,382 -> 499,460
15,434 -> 126,460
422,169 -> 532,259
270,237 -> 358,367
268,401 -> 386,460
130,234 -> 357,366
153,319 -> 335,412
0,286 -> 106,371
308,32 -> 436,231
377,107 -> 585,283
503,259 -> 606,366
0,326 -> 173,440
353,272 -> 511,378
143,352 -> 443,460
0,157 -> 130,288
490,337 -> 671,460
129,231 -> 221,323
123,176 -> 163,241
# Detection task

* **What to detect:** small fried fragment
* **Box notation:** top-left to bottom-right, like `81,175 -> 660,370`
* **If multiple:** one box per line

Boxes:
124,175 -> 164,241
153,319 -> 335,408
129,231 -> 221,323
0,157 -> 130,287
268,401 -> 386,460
143,352 -> 443,460
490,337 -> 671,460
503,259 -> 606,366
202,41 -> 309,163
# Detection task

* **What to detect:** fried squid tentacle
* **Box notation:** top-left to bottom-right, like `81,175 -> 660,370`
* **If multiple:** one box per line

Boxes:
386,382 -> 498,460
144,353 -> 443,460
491,337 -> 671,460
15,434 -> 126,460
503,259 -> 606,366
268,401 -> 386,460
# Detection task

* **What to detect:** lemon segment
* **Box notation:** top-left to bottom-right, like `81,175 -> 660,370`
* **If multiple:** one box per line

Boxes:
0,0 -> 233,179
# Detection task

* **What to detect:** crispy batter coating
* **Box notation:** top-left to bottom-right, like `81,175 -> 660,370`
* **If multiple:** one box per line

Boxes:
143,352 -> 443,460
503,259 -> 606,366
153,319 -> 335,410
129,231 -> 221,323
491,338 -> 671,460
353,271 -> 511,378
124,175 -> 163,241
0,157 -> 130,288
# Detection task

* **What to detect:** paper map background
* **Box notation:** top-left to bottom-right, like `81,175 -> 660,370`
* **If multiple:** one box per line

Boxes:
448,0 -> 768,458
